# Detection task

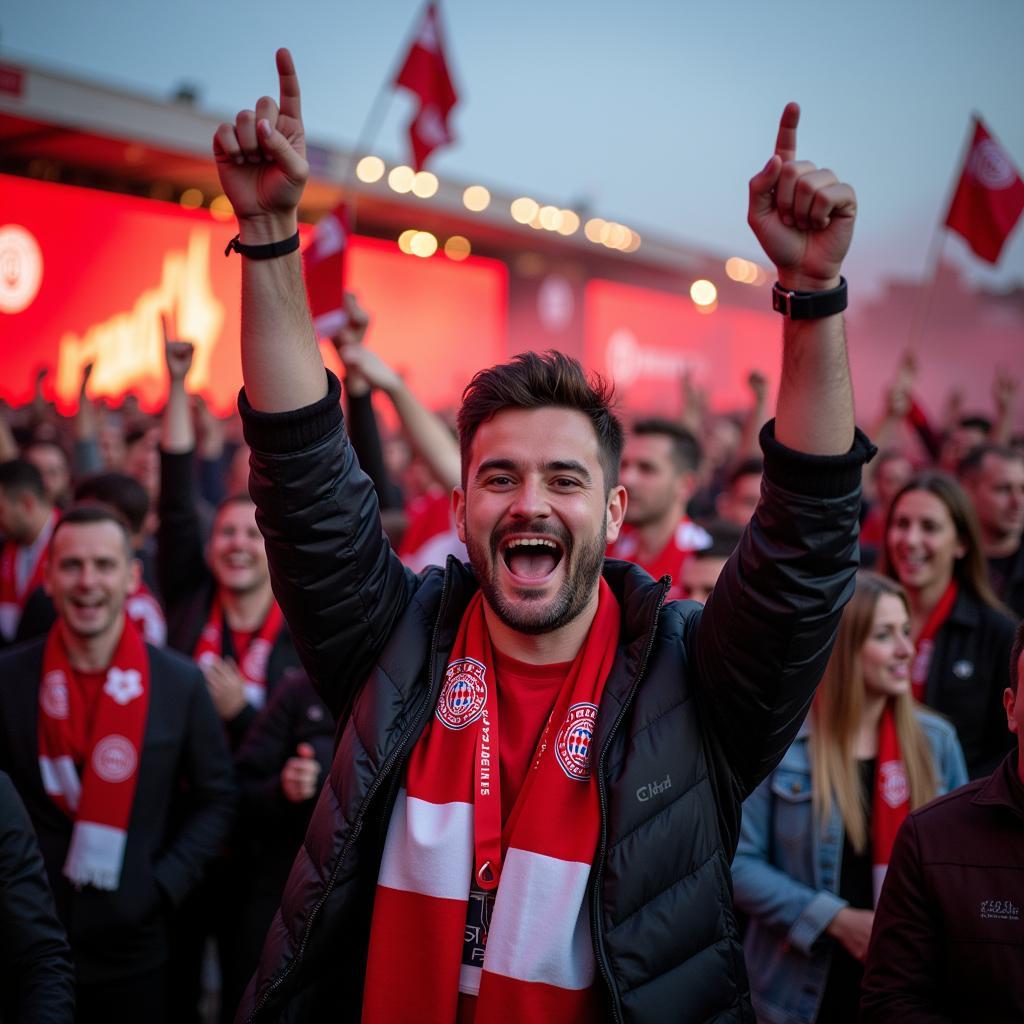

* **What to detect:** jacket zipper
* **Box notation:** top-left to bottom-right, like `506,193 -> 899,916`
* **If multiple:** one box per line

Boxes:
248,565 -> 454,1022
590,576 -> 670,1024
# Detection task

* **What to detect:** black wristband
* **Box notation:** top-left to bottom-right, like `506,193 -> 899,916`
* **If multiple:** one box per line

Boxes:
772,276 -> 848,320
224,231 -> 301,260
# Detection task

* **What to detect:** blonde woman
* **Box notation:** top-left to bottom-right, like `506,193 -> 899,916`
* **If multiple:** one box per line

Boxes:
731,572 -> 967,1024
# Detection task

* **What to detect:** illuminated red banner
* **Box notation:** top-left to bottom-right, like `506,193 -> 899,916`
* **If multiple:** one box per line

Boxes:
0,174 -> 506,415
583,279 -> 781,416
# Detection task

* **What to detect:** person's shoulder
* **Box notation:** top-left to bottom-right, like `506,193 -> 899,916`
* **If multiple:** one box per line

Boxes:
0,635 -> 46,670
908,777 -> 987,829
913,706 -> 959,743
146,642 -> 203,688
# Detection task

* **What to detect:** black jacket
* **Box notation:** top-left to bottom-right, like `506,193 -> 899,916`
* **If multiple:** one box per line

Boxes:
991,540 -> 1024,620
923,587 -> 1016,778
236,372 -> 871,1023
862,752 -> 1024,1023
0,639 -> 236,983
0,770 -> 75,1022
158,447 -> 300,748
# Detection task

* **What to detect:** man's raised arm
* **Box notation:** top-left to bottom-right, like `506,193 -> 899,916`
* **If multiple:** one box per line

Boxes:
213,48 -> 325,412
749,102 -> 856,454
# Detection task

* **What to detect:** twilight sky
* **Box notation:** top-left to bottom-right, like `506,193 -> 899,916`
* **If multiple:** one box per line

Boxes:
5,0 -> 1024,297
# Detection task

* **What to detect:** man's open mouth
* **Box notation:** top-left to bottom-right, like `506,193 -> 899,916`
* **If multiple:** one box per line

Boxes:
500,536 -> 565,583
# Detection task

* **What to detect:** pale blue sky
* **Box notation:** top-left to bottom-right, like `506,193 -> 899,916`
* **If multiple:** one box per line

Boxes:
5,0 -> 1024,296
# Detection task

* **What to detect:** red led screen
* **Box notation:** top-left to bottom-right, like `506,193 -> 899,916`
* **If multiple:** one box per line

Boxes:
583,278 -> 782,416
0,174 -> 506,416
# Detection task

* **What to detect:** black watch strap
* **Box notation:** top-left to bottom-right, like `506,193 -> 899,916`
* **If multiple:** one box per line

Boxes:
224,231 -> 301,259
772,276 -> 848,320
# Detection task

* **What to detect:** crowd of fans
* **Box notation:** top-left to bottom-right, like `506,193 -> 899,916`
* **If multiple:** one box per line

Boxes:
0,303 -> 1022,1023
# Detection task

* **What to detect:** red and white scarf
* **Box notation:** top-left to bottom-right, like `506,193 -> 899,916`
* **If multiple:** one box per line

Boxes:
363,581 -> 621,1024
126,579 -> 167,647
0,514 -> 56,641
193,593 -> 283,709
872,701 -> 909,904
37,616 -> 150,891
909,580 -> 958,702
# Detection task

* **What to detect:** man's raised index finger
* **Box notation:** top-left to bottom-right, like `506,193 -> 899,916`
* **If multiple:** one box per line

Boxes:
276,47 -> 302,120
774,102 -> 800,162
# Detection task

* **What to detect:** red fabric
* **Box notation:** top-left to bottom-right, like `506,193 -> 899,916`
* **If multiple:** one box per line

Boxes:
125,578 -> 166,646
0,529 -> 51,640
945,117 -> 1024,264
607,517 -> 710,600
193,595 -> 284,709
304,202 -> 349,339
910,580 -> 958,702
872,702 -> 909,904
38,616 -> 150,889
394,2 -> 459,169
398,488 -> 452,559
363,581 -> 621,1024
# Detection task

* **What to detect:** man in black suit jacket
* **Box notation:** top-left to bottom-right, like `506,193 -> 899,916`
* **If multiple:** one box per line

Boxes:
0,504 -> 234,1024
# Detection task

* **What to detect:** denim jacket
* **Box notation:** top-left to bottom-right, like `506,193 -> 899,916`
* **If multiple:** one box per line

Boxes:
731,710 -> 968,1024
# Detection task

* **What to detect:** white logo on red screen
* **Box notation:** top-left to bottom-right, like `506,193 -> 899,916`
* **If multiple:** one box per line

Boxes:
436,658 -> 488,730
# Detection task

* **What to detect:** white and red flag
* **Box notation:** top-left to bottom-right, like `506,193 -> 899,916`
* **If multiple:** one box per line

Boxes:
394,2 -> 459,170
945,116 -> 1024,264
304,202 -> 350,338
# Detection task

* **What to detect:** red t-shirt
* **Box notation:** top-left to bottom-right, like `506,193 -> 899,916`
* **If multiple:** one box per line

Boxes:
607,518 -> 711,600
229,628 -> 255,662
457,649 -> 572,1023
69,670 -> 108,766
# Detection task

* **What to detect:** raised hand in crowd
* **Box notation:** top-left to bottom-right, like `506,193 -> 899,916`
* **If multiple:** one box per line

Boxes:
737,369 -> 770,461
992,365 -> 1018,443
678,368 -> 708,437
200,653 -> 248,721
280,742 -> 321,803
161,315 -> 196,454
192,393 -> 225,461
747,101 -> 856,454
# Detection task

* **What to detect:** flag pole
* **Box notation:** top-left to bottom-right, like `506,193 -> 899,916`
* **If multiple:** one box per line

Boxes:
341,0 -> 434,226
906,114 -> 977,353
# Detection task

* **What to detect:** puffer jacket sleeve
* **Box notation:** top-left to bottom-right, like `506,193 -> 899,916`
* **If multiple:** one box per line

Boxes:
691,421 -> 875,814
239,371 -> 419,721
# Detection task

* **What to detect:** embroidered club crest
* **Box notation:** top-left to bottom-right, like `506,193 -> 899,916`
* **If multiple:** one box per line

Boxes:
92,734 -> 138,784
40,670 -> 70,720
436,658 -> 488,730
879,760 -> 909,810
555,702 -> 598,781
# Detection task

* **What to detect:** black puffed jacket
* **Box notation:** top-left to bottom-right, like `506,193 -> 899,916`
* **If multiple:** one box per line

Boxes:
236,372 -> 872,1024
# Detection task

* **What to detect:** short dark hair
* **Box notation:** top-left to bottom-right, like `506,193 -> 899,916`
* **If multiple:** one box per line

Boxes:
0,459 -> 46,501
74,473 -> 150,535
50,503 -> 134,557
727,456 -> 764,490
956,443 -> 1023,481
215,492 -> 255,518
632,418 -> 702,475
1011,621 -> 1024,696
693,519 -> 743,560
957,415 -> 992,435
457,351 -> 624,490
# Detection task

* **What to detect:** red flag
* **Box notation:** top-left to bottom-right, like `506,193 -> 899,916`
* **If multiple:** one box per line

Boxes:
394,3 -> 458,170
304,203 -> 349,338
945,116 -> 1024,264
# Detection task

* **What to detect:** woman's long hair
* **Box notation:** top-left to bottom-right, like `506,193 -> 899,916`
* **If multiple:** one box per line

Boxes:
810,572 -> 938,853
879,471 -> 1002,610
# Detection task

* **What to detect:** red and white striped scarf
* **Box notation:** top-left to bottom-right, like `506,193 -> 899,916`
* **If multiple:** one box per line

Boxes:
193,593 -> 283,709
38,615 -> 150,891
126,579 -> 167,647
909,580 -> 958,702
0,514 -> 55,641
363,581 -> 621,1024
872,701 -> 909,904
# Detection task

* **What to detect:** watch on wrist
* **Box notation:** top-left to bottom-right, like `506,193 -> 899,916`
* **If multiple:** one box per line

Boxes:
772,276 -> 848,320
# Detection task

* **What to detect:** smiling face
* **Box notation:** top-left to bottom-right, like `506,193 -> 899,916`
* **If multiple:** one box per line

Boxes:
886,489 -> 965,595
860,592 -> 915,699
454,406 -> 626,636
46,520 -> 139,641
965,453 -> 1024,544
207,500 -> 270,595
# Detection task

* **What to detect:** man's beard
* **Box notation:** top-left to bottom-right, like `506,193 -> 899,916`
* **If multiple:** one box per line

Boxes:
466,518 -> 607,635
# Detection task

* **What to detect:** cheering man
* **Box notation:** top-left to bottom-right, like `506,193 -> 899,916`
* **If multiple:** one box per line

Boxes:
218,50 -> 872,1024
